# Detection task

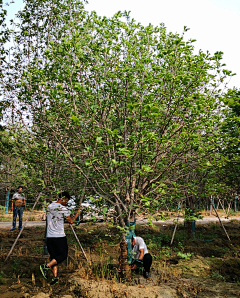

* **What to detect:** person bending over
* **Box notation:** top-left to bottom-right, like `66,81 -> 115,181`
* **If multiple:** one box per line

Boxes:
118,235 -> 152,278
40,191 -> 80,285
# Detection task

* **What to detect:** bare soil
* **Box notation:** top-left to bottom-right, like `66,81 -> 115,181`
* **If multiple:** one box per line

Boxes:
1,221 -> 240,297
0,210 -> 46,222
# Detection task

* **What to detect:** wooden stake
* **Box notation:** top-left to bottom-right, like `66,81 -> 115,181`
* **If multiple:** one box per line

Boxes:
219,199 -> 226,214
4,193 -> 42,262
226,202 -> 232,217
164,202 -> 169,212
213,199 -> 231,241
70,224 -> 88,262
210,196 -> 212,216
170,210 -> 180,245
32,273 -> 35,286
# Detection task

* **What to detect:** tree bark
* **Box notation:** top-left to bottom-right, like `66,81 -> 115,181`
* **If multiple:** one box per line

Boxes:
119,235 -> 131,279
116,201 -> 131,279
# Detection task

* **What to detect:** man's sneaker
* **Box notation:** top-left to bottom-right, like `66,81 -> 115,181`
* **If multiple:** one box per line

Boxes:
145,272 -> 151,279
50,277 -> 59,285
40,264 -> 50,279
10,228 -> 16,231
18,228 -> 22,231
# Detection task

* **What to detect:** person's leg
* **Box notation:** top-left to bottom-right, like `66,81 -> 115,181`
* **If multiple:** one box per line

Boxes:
40,238 -> 55,279
143,253 -> 152,275
53,237 -> 68,264
41,237 -> 68,284
46,258 -> 58,278
49,237 -> 68,285
18,208 -> 23,230
51,265 -> 57,278
11,208 -> 17,230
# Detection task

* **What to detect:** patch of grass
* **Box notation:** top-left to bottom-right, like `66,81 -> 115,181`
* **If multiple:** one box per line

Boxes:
32,244 -> 42,255
177,252 -> 193,260
0,271 -> 5,284
145,234 -> 171,249
211,271 -> 225,281
12,258 -> 22,273
174,230 -> 188,242
229,209 -> 236,216
209,223 -> 219,230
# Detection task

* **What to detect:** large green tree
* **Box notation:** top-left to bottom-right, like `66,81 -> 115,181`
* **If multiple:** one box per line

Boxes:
0,0 -> 236,274
1,0 -> 234,219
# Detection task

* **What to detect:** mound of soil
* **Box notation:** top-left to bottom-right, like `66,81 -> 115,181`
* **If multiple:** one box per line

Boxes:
68,274 -> 178,298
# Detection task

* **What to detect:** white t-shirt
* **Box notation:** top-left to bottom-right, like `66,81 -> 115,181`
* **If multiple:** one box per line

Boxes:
132,237 -> 148,259
67,199 -> 76,210
46,202 -> 71,238
12,192 -> 25,201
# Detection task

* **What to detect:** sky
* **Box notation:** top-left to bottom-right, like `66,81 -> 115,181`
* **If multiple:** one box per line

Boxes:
5,0 -> 240,89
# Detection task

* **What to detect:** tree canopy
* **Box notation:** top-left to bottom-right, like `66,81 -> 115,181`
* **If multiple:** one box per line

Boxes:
0,0 -> 238,223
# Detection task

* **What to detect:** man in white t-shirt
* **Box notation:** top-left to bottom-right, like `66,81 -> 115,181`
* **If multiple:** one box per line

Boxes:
40,191 -> 80,285
130,236 -> 152,278
118,236 -> 153,278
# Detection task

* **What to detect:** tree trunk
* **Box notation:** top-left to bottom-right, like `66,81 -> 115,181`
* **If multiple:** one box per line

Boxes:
185,196 -> 195,239
119,235 -> 131,279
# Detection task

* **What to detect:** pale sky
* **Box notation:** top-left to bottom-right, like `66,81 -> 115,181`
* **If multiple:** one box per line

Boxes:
7,0 -> 240,89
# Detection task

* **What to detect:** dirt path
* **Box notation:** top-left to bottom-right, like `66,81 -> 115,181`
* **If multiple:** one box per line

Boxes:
1,216 -> 240,229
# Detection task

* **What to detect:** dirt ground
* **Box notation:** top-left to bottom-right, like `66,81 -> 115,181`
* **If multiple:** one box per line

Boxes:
1,208 -> 240,222
0,210 -> 47,222
1,220 -> 240,297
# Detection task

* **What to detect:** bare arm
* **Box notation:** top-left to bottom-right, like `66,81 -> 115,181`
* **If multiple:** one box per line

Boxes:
66,209 -> 81,224
131,249 -> 145,269
138,249 -> 144,260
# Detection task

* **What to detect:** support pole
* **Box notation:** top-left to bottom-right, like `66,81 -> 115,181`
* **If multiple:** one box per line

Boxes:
4,193 -> 42,262
210,196 -> 212,216
5,190 -> 10,214
227,202 -> 231,217
70,224 -> 88,262
164,202 -> 169,212
43,218 -> 48,254
171,208 -> 181,245
219,199 -> 226,214
212,198 -> 231,241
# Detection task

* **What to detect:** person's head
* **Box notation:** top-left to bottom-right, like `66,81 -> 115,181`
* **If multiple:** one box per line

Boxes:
17,186 -> 23,194
131,235 -> 136,248
58,191 -> 70,206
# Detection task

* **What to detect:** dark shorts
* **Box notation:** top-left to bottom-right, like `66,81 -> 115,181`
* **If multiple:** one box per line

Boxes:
47,236 -> 68,264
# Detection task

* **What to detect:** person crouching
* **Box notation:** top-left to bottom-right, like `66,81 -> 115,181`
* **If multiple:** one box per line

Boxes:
130,236 -> 152,278
118,235 -> 152,278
